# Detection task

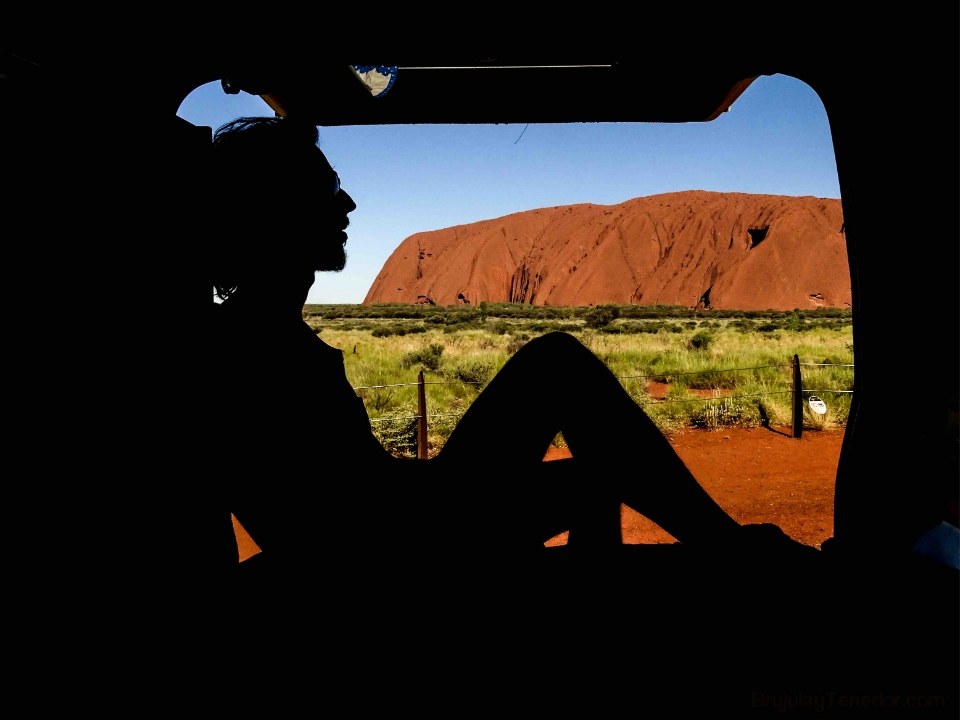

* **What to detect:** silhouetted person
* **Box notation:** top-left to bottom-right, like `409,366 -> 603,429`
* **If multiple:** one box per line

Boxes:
208,116 -> 813,591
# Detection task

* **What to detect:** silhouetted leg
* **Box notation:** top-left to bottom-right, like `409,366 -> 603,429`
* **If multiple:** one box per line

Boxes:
436,332 -> 740,546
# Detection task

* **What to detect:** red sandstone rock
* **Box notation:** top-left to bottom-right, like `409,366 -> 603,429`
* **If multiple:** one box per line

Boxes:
363,190 -> 849,310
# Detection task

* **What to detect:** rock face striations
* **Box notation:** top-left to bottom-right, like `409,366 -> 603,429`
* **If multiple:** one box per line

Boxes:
363,191 -> 849,310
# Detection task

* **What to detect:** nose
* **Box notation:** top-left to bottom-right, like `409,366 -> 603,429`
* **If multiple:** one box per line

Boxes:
339,188 -> 356,213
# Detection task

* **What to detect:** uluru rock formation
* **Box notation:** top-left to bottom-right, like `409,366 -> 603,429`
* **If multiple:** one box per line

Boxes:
363,190 -> 849,310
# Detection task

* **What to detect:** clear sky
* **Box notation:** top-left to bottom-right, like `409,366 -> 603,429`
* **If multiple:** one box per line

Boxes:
178,72 -> 841,304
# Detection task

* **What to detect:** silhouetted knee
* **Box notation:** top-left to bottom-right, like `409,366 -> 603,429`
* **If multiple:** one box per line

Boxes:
522,330 -> 583,357
490,330 -> 599,395
519,331 -> 597,373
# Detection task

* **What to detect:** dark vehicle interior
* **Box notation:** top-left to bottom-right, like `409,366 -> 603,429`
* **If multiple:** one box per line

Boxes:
4,16 -> 957,712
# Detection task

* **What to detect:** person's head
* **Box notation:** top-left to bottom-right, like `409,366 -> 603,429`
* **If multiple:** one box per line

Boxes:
210,115 -> 356,301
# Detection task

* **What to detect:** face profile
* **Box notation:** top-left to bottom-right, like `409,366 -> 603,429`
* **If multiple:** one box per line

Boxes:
304,148 -> 355,274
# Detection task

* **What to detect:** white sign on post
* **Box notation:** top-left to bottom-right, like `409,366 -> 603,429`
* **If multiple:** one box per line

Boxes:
808,396 -> 827,415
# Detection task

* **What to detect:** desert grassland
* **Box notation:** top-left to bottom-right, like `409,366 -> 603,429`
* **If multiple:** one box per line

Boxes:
302,305 -> 854,457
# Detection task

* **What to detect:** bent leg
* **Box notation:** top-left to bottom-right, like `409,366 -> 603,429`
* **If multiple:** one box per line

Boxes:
437,332 -> 740,545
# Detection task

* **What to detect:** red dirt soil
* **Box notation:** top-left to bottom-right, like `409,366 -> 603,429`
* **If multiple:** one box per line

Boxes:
233,425 -> 843,559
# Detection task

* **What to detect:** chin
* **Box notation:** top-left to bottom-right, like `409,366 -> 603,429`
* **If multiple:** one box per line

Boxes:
315,250 -> 347,273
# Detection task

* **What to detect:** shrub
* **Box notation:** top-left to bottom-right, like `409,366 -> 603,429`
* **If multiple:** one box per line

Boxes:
584,304 -> 620,329
357,386 -> 398,413
370,413 -> 419,458
448,359 -> 496,388
688,330 -> 714,352
689,398 -> 756,429
401,343 -> 444,371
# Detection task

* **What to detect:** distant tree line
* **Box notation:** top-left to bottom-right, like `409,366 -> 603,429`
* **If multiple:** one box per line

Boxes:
303,303 -> 852,337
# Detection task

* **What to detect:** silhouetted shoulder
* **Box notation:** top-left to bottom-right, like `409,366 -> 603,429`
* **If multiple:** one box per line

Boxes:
212,299 -> 388,466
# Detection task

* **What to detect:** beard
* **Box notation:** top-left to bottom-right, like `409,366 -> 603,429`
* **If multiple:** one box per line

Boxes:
312,238 -> 347,273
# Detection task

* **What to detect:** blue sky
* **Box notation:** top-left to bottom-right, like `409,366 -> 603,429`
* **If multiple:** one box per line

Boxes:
178,73 -> 841,304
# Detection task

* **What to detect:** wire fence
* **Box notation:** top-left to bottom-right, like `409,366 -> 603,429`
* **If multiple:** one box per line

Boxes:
356,355 -> 854,457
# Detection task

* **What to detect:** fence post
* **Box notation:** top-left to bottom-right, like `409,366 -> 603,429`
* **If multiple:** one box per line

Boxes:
792,354 -> 803,438
417,369 -> 428,458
